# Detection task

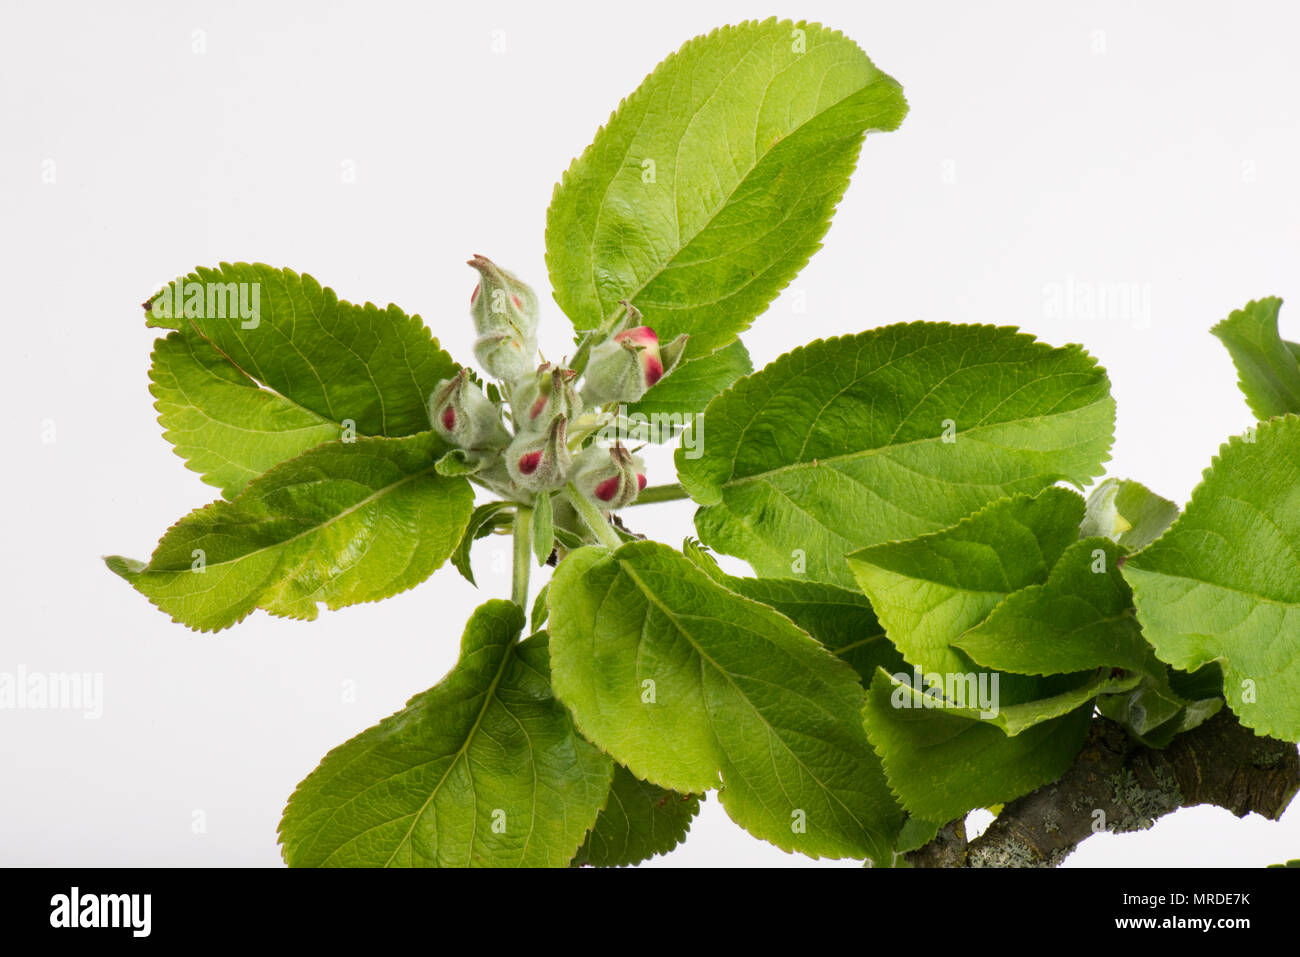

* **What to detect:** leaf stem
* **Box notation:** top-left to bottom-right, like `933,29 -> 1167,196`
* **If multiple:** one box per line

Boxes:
564,485 -> 624,550
628,482 -> 689,505
512,506 -> 532,608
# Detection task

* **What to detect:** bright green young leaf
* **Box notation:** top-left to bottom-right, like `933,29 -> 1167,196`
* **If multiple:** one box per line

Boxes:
530,582 -> 551,633
681,540 -> 904,684
847,488 -> 1088,677
147,263 -> 460,495
106,433 -> 473,632
985,669 -> 1138,736
149,332 -> 342,499
955,538 -> 1149,675
1123,416 -> 1300,741
532,492 -> 554,566
894,816 -> 941,855
451,500 -> 514,587
548,541 -> 902,861
546,19 -> 908,358
1210,297 -> 1300,419
1079,477 -> 1179,553
1096,652 -> 1222,748
279,602 -> 613,867
678,323 -> 1115,584
629,340 -> 752,418
861,669 -> 1093,822
572,765 -> 702,868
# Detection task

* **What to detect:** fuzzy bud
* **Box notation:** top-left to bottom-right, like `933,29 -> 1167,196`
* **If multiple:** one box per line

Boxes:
428,370 -> 510,450
468,254 -> 539,342
572,443 -> 646,509
512,363 -> 583,433
506,415 -> 572,493
581,312 -> 689,406
473,332 -> 534,384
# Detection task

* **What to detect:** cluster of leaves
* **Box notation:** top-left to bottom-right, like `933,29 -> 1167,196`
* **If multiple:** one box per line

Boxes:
108,20 -> 1300,867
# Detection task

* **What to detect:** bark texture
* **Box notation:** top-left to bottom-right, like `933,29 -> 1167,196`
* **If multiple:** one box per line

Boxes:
904,712 -> 1300,868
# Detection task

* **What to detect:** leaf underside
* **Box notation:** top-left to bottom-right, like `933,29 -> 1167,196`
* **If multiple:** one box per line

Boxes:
106,433 -> 473,632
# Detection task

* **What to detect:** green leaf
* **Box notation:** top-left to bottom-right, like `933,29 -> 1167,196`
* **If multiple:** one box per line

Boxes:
279,602 -> 613,867
147,263 -> 460,494
1210,297 -> 1300,419
149,332 -> 343,499
1123,416 -> 1300,741
986,669 -> 1139,736
532,493 -> 554,566
451,501 -> 514,587
1079,477 -> 1180,553
861,669 -> 1093,822
530,582 -> 551,633
106,433 -> 473,632
545,19 -> 908,358
434,449 -> 488,477
894,816 -> 941,854
955,538 -> 1149,675
678,323 -> 1115,585
681,540 -> 904,684
572,765 -> 702,868
628,340 -> 752,417
846,488 -> 1088,678
548,541 -> 902,861
1096,653 -> 1223,748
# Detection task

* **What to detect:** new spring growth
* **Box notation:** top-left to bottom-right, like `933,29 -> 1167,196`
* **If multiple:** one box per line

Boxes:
572,442 -> 646,509
468,254 -> 539,382
512,363 -> 582,434
429,369 -> 510,450
582,302 -> 688,406
506,415 -> 572,492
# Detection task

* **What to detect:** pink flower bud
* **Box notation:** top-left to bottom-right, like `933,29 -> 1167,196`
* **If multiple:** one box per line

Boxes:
506,416 -> 572,493
581,303 -> 689,406
428,370 -> 510,450
512,363 -> 582,433
467,254 -> 539,343
572,443 -> 646,509
614,326 -> 665,386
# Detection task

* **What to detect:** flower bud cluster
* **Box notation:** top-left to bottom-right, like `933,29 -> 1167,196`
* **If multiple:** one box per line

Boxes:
429,260 -> 682,511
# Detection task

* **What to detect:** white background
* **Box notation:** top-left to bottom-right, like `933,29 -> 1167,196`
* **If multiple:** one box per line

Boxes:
2,0 -> 1298,867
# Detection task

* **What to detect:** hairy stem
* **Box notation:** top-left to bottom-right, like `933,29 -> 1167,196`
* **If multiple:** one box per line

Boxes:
905,711 -> 1300,868
512,506 -> 532,608
564,485 -> 624,550
629,482 -> 690,505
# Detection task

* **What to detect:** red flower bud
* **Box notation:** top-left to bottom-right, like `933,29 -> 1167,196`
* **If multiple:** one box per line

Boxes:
428,370 -> 510,450
511,363 -> 582,433
581,304 -> 688,405
572,443 -> 646,509
506,416 -> 572,493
